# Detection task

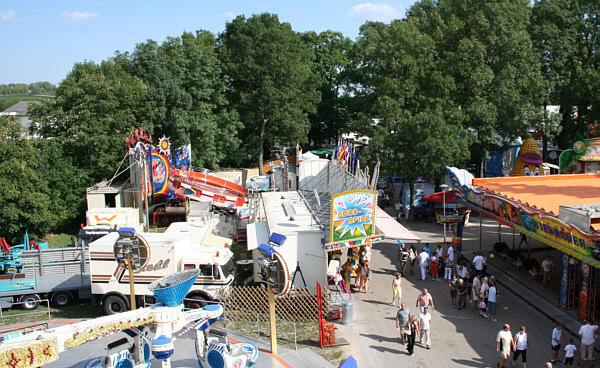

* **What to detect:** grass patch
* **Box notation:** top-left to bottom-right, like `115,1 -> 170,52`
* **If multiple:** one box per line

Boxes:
0,300 -> 102,328
42,233 -> 76,248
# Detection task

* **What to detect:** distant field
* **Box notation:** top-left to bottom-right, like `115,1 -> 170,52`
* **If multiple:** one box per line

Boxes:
0,94 -> 54,111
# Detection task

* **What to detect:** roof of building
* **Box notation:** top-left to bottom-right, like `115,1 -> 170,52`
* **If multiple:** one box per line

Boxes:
472,173 -> 600,215
0,100 -> 41,116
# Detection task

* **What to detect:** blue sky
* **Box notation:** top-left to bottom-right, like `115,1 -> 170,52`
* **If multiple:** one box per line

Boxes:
1,1 -> 413,85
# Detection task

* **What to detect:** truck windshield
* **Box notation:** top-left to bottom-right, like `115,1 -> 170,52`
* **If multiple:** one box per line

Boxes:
222,259 -> 236,278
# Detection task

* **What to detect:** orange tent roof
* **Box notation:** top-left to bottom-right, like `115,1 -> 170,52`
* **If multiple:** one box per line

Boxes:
472,174 -> 600,215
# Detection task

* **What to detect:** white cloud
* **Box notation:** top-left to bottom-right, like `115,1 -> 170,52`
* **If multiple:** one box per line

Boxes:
1,9 -> 17,22
348,3 -> 402,23
61,11 -> 99,23
222,12 -> 235,19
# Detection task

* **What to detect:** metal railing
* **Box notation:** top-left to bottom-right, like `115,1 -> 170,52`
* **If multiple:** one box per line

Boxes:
183,298 -> 298,351
0,299 -> 51,327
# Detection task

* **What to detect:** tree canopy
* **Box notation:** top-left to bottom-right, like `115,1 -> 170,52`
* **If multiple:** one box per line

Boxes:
218,13 -> 321,173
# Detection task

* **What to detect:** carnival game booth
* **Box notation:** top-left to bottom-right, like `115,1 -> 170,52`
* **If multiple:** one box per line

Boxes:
447,167 -> 600,320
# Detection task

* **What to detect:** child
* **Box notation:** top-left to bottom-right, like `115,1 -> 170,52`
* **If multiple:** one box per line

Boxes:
449,274 -> 458,307
430,256 -> 439,281
479,301 -> 488,318
563,338 -> 576,368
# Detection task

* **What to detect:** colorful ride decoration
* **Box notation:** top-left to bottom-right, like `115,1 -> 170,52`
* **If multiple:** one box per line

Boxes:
326,190 -> 384,252
0,338 -> 59,368
560,133 -> 600,174
513,138 -> 544,176
168,168 -> 248,209
0,270 -> 257,368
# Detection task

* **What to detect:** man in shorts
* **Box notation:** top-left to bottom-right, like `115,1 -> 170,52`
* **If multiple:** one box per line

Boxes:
551,323 -> 562,364
541,255 -> 554,288
496,324 -> 514,368
395,302 -> 410,345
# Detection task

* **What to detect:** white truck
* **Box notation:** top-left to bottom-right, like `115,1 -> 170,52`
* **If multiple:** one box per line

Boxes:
89,221 -> 236,315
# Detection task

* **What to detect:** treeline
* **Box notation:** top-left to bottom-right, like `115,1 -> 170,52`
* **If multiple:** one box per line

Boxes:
0,82 -> 56,96
1,0 -> 599,241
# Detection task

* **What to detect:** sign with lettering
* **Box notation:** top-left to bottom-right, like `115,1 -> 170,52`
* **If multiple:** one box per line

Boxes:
326,190 -> 384,251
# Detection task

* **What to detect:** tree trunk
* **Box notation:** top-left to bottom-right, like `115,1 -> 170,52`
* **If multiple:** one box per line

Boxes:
408,180 -> 416,222
258,117 -> 267,175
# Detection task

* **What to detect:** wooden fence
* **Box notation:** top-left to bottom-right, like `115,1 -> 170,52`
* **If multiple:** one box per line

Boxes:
221,286 -> 319,322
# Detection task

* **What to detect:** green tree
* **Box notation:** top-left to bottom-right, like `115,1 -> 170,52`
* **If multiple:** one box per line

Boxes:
301,31 -> 355,147
409,0 -> 544,176
530,0 -> 600,147
353,20 -> 469,220
219,13 -> 321,174
0,116 -> 52,243
120,30 -> 241,169
29,61 -> 152,184
36,140 -> 88,231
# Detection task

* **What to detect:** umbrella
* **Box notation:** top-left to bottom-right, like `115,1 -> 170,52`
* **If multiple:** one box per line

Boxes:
422,190 -> 458,204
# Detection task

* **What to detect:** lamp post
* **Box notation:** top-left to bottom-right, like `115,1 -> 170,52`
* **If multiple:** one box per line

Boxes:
440,184 -> 449,244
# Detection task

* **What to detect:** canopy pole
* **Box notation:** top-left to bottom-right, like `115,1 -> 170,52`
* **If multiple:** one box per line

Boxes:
479,214 -> 482,252
512,229 -> 515,250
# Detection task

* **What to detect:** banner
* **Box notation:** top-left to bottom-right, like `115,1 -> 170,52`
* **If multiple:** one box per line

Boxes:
326,190 -> 384,251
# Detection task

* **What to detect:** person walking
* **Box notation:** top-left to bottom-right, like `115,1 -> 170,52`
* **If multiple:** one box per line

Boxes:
416,288 -> 435,313
398,242 -> 409,276
391,273 -> 403,307
418,248 -> 430,281
472,273 -> 482,311
563,337 -> 576,368
551,323 -> 562,364
444,254 -> 453,280
541,255 -> 554,288
409,245 -> 417,276
578,318 -> 598,368
418,306 -> 432,349
395,302 -> 410,345
487,277 -> 498,322
404,315 -> 419,356
496,324 -> 514,368
511,325 -> 530,368
447,243 -> 455,264
457,278 -> 468,310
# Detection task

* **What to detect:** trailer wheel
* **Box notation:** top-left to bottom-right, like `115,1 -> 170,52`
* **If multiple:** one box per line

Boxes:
103,295 -> 128,315
185,295 -> 207,309
19,294 -> 40,310
51,291 -> 73,307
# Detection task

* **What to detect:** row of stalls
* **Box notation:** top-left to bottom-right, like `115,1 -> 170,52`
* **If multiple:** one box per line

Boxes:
448,166 -> 600,320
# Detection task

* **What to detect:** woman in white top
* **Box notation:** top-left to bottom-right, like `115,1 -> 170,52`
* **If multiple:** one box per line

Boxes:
511,325 -> 530,368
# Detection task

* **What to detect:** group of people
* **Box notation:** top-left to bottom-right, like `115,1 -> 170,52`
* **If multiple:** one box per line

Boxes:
495,317 -> 598,368
395,289 -> 436,356
398,242 -> 459,282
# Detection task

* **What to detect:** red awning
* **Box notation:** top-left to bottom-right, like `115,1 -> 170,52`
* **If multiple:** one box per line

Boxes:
422,190 -> 458,204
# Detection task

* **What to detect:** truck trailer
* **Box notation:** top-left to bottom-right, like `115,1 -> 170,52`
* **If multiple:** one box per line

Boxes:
89,221 -> 236,315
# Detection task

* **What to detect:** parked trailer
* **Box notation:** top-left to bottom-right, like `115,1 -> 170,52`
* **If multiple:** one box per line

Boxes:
89,221 -> 236,315
0,245 -> 90,310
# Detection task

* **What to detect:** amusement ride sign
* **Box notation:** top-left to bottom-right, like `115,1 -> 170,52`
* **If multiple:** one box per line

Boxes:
325,190 -> 385,252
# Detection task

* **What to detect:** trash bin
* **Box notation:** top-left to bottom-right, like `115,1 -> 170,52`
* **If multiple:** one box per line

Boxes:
342,302 -> 353,325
